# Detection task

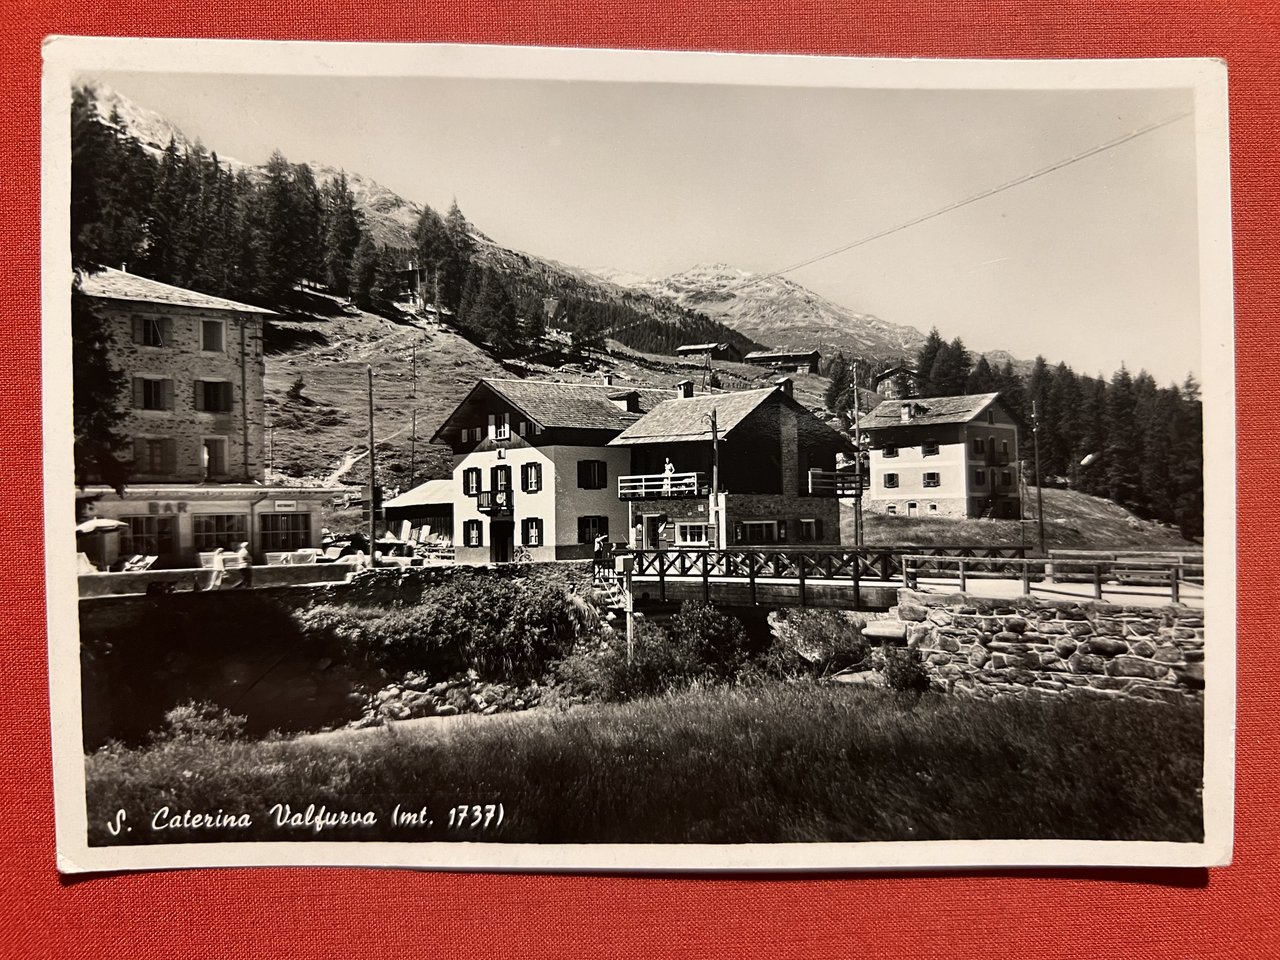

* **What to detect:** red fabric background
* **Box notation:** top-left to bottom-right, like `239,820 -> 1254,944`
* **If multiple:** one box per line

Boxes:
2,2 -> 1277,957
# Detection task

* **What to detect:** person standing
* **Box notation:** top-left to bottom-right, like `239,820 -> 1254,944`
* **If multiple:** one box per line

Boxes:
206,547 -> 226,591
662,457 -> 676,495
236,541 -> 253,589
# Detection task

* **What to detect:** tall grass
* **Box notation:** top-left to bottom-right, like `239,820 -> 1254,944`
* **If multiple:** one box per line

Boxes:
85,684 -> 1202,846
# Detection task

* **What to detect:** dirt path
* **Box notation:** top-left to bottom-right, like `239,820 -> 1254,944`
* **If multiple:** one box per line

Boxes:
324,422 -> 412,485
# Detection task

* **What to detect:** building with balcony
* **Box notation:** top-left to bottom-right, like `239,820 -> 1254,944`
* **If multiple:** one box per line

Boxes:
608,379 -> 852,548
74,268 -> 343,567
856,391 -> 1022,519
431,378 -> 675,563
742,349 -> 822,374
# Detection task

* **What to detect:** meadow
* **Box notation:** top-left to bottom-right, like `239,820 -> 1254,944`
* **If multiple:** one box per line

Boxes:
85,682 -> 1203,846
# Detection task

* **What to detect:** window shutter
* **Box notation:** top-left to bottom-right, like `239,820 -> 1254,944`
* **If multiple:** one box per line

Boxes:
488,414 -> 496,438
160,318 -> 172,346
577,460 -> 587,487
194,380 -> 205,411
778,521 -> 788,542
131,316 -> 144,344
162,379 -> 174,411
534,519 -> 543,546
733,522 -> 744,544
132,377 -> 144,409
814,518 -> 824,541
164,439 -> 177,475
132,438 -> 144,468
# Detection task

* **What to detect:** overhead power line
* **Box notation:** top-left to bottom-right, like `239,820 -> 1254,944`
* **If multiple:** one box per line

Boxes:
743,111 -> 1193,286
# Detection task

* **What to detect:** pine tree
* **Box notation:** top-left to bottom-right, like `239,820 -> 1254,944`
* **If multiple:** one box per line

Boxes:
1103,365 -> 1142,507
349,235 -> 381,310
916,328 -> 946,394
442,200 -> 476,313
321,171 -> 363,296
966,355 -> 999,394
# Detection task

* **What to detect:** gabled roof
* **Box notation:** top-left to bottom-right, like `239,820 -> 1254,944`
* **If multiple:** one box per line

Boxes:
608,387 -> 781,446
676,342 -> 729,353
384,479 -> 453,510
80,268 -> 275,315
858,392 -> 1005,428
874,365 -> 920,382
744,349 -> 820,360
432,379 -> 674,442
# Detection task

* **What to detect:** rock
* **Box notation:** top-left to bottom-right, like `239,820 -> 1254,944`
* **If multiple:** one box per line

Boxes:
992,631 -> 1023,643
380,701 -> 411,720
927,652 -> 952,666
1124,620 -> 1156,637
1153,644 -> 1183,663
1034,679 -> 1067,691
1106,656 -> 1171,681
1037,621 -> 1068,635
1093,618 -> 1125,637
1173,627 -> 1197,639
896,603 -> 929,622
1003,616 -> 1029,634
376,687 -> 400,703
429,682 -> 450,696
403,676 -> 431,692
1129,639 -> 1158,659
1184,648 -> 1205,663
1054,639 -> 1078,658
927,609 -> 954,627
1068,652 -> 1107,675
938,634 -> 961,653
863,620 -> 908,641
434,704 -> 459,717
1174,662 -> 1205,689
481,704 -> 501,715
936,664 -> 965,679
969,648 -> 991,668
1057,608 -> 1088,621
1081,637 -> 1129,658
348,714 -> 383,730
907,624 -> 933,647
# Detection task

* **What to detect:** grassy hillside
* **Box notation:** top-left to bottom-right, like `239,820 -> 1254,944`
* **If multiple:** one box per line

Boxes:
852,486 -> 1199,553
264,293 -> 836,494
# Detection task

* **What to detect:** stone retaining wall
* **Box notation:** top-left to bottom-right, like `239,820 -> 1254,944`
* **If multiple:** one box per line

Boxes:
877,589 -> 1204,704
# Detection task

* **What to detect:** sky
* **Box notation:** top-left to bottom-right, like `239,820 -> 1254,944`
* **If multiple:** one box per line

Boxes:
82,70 -> 1202,384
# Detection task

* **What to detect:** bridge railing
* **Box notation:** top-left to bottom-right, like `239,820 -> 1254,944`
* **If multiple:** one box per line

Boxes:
901,554 -> 1203,605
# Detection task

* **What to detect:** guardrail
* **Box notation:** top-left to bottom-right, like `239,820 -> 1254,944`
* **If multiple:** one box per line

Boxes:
617,472 -> 707,499
806,469 -> 863,496
901,554 -> 1204,605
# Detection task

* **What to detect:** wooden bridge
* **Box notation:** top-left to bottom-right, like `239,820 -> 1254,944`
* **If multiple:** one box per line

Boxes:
606,546 -> 1203,610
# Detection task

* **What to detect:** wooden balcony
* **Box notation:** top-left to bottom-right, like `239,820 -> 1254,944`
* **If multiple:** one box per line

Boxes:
806,469 -> 864,496
617,471 -> 707,500
477,490 -> 513,516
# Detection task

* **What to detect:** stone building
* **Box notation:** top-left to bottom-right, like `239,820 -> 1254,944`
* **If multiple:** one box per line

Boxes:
609,378 -> 852,549
76,269 -> 341,565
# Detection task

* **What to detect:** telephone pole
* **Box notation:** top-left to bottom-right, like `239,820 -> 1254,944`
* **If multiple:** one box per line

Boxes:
705,409 -> 720,548
1032,400 -> 1045,555
367,364 -> 378,567
852,358 -> 864,548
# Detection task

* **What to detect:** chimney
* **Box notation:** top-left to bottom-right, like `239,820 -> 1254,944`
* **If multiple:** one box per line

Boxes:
774,376 -> 793,397
601,372 -> 614,387
900,402 -> 913,423
676,379 -> 694,399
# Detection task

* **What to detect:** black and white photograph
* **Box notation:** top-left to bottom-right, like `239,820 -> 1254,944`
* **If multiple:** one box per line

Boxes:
43,40 -> 1235,873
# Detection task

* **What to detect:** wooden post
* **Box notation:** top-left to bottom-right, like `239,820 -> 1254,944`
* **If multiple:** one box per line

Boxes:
702,550 -> 710,604
625,566 -> 635,665
1021,560 -> 1031,596
1094,563 -> 1103,600
748,552 -> 758,606
1171,564 -> 1181,604
959,558 -> 967,593
659,555 -> 667,604
797,553 -> 807,608
853,552 -> 862,610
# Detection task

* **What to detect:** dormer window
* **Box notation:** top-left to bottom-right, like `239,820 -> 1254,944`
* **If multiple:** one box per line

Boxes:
900,403 -> 913,423
493,412 -> 511,440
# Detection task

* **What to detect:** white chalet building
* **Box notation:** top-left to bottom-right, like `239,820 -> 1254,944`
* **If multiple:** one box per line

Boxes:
431,379 -> 673,563
857,391 -> 1022,520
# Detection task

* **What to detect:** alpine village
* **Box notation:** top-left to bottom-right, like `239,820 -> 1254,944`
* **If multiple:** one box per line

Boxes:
72,85 -> 1209,846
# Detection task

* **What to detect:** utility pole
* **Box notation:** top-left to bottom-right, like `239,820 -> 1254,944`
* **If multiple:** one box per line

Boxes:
852,357 -> 864,548
706,408 -> 720,548
410,341 -> 417,398
1032,400 -> 1045,555
367,364 -> 378,567
409,409 -> 417,489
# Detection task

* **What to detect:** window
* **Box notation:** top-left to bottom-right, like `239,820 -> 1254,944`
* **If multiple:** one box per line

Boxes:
521,462 -> 542,493
923,471 -> 941,488
194,380 -> 234,413
886,505 -> 898,516
883,473 -> 899,489
493,412 -> 511,440
972,437 -> 986,455
522,518 -> 544,547
736,520 -> 780,545
192,514 -> 247,551
974,469 -> 987,486
1002,470 -> 1013,487
577,459 -> 607,490
577,515 -> 609,543
491,464 -> 512,491
202,438 -> 228,478
928,503 -> 939,513
463,520 -> 483,547
517,421 -> 527,437
260,513 -> 311,551
133,316 -> 172,347
133,377 -> 173,411
133,438 -> 175,475
922,439 -> 939,457
201,320 -> 225,352
121,516 -> 176,555
799,518 -> 824,542
676,523 -> 709,546
1001,440 -> 1010,456
881,442 -> 898,458
462,467 -> 482,496
987,410 -> 996,424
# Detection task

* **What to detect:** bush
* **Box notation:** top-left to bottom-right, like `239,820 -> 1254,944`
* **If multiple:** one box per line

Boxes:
296,574 -> 600,683
555,620 -> 696,702
878,643 -> 931,695
765,609 -> 870,678
152,700 -> 247,743
666,601 -> 750,679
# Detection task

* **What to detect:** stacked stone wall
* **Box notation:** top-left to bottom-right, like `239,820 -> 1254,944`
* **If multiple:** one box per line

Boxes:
880,589 -> 1204,704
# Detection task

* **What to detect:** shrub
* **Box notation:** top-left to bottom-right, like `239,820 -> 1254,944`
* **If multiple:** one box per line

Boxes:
878,643 -> 931,695
765,609 -> 870,678
287,374 -> 306,400
555,619 -> 698,702
666,601 -> 750,679
152,700 -> 247,743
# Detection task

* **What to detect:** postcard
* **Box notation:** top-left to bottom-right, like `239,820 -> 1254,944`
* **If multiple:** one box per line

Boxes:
43,38 -> 1234,872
